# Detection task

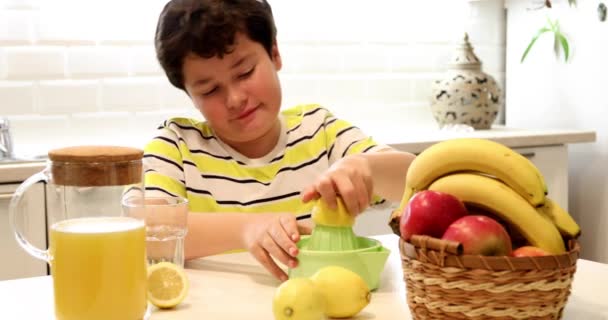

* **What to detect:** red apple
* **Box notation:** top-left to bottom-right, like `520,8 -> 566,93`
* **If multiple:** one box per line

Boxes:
442,215 -> 513,256
399,190 -> 468,241
511,246 -> 550,257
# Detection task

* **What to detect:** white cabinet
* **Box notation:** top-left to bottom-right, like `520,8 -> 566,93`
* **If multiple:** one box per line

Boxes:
0,183 -> 47,280
512,145 -> 569,210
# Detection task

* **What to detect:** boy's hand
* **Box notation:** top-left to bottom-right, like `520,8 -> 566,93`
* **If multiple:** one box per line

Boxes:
301,154 -> 373,215
242,214 -> 311,282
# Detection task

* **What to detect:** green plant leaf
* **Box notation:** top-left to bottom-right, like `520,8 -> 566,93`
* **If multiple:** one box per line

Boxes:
556,32 -> 570,61
568,0 -> 577,7
520,27 -> 551,63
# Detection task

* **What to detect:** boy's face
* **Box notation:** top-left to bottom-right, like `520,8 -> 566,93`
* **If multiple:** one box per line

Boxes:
182,33 -> 283,148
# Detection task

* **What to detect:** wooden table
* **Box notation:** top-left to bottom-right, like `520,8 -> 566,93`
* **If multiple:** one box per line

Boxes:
1,234 -> 608,319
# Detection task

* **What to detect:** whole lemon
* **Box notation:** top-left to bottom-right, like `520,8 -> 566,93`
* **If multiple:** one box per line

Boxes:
272,278 -> 326,320
311,266 -> 371,318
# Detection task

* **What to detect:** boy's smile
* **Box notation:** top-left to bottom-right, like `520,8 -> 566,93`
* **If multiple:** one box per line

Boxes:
181,32 -> 283,158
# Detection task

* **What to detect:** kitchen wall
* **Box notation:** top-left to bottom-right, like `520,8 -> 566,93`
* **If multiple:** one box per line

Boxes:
0,0 -> 505,156
505,0 -> 607,262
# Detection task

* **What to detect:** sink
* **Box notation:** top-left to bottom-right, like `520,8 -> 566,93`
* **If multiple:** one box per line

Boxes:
0,155 -> 48,165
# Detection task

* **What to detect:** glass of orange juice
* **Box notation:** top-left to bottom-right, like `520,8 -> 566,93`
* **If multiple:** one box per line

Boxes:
9,146 -> 150,320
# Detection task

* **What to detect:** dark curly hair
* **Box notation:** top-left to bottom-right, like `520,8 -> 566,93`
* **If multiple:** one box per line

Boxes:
154,0 -> 277,91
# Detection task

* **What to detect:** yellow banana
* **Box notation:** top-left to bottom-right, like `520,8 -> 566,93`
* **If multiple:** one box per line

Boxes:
403,138 -> 547,207
428,173 -> 565,254
537,197 -> 581,239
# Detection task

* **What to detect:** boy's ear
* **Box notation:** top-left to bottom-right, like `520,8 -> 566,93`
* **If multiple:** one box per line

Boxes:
271,40 -> 282,70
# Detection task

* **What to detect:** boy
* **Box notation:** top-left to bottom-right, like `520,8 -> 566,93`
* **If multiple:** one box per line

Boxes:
147,0 -> 416,281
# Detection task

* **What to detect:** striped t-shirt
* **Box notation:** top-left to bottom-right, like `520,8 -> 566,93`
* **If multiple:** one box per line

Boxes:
143,104 -> 389,215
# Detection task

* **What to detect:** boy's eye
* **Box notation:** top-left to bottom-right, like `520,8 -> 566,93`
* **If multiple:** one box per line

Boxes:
201,87 -> 218,97
238,66 -> 255,79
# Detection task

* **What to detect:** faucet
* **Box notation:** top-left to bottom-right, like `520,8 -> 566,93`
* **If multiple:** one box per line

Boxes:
0,117 -> 14,160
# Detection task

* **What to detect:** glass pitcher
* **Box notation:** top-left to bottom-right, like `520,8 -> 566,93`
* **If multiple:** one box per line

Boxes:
9,146 -> 150,320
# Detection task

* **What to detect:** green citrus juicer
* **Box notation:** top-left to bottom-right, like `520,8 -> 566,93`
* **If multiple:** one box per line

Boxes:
288,199 -> 390,290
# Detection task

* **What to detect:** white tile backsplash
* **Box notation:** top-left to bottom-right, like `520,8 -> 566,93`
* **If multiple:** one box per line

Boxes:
160,81 -> 192,110
130,46 -> 163,75
0,0 -> 505,154
0,10 -> 32,44
5,46 -> 65,79
100,77 -> 163,111
37,79 -> 98,114
66,46 -> 131,78
33,10 -> 97,45
0,81 -> 34,114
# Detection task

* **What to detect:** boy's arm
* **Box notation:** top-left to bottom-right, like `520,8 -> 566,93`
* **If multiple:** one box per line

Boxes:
184,212 -> 312,281
357,150 -> 415,203
301,148 -> 415,215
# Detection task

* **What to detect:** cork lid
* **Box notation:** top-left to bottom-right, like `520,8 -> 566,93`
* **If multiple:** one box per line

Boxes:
48,146 -> 143,187
48,146 -> 143,163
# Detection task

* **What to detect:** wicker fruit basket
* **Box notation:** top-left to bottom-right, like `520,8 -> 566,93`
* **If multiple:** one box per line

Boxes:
399,235 -> 580,320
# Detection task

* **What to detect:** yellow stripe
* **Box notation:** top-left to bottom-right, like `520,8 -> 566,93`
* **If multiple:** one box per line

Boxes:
190,129 -> 329,183
346,137 -> 378,156
187,193 -> 315,215
145,172 -> 186,197
146,137 -> 182,164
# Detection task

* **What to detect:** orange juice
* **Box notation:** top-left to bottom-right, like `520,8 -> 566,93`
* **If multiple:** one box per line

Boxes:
49,217 -> 148,320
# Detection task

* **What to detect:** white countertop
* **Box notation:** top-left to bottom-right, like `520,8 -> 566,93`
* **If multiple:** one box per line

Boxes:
0,126 -> 596,184
371,125 -> 596,153
1,234 -> 607,319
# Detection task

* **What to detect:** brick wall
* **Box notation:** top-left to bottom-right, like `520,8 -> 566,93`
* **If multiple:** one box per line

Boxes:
0,0 -> 505,156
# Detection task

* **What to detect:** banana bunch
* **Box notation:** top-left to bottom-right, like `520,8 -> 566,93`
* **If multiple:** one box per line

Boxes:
389,138 -> 580,255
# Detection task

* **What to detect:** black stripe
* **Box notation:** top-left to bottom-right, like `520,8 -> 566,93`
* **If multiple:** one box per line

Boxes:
285,107 -> 329,135
188,147 -> 233,161
153,135 -> 179,149
286,120 -> 325,148
286,123 -> 301,135
217,191 -> 301,206
166,121 -> 215,140
185,187 -> 213,196
269,153 -> 284,163
285,108 -> 324,135
341,139 -> 364,158
184,187 -> 300,206
145,187 -> 180,197
327,126 -> 358,159
144,168 -> 186,185
362,144 -> 377,153
124,186 -> 142,195
325,118 -> 337,126
201,174 -> 271,186
276,150 -> 327,174
197,149 -> 327,185
327,144 -> 335,160
183,159 -> 197,167
144,154 -> 184,172
335,126 -> 357,138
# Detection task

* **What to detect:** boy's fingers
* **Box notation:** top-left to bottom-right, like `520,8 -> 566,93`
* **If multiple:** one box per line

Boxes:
300,186 -> 320,203
262,232 -> 296,268
297,220 -> 313,235
352,174 -> 370,214
252,246 -> 288,282
332,175 -> 360,214
279,215 -> 300,245
316,177 -> 337,209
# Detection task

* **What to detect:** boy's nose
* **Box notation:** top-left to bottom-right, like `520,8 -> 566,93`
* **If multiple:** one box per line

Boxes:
226,85 -> 247,111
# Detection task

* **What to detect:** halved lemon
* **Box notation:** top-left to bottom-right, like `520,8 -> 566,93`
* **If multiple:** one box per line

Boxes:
311,197 -> 354,227
147,261 -> 189,309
